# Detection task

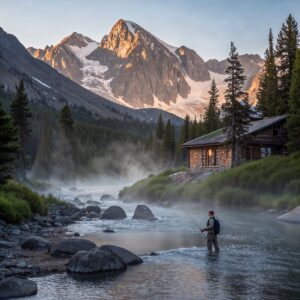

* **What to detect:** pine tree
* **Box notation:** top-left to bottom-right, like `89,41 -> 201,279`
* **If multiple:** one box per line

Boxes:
287,48 -> 300,152
53,104 -> 76,179
180,115 -> 190,143
178,115 -> 191,164
203,79 -> 220,132
257,29 -> 279,116
155,114 -> 164,140
222,42 -> 251,167
32,114 -> 53,179
10,80 -> 32,179
189,117 -> 198,139
170,124 -> 176,158
276,14 -> 299,114
60,104 -> 74,142
162,120 -> 173,161
0,101 -> 19,183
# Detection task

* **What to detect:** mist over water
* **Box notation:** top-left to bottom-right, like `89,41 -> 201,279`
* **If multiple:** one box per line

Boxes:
24,180 -> 300,300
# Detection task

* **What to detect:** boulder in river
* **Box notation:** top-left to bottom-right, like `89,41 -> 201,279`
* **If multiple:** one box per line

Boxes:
102,206 -> 127,220
100,245 -> 143,265
100,194 -> 116,201
86,200 -> 101,206
278,206 -> 300,223
67,247 -> 126,273
73,198 -> 84,206
20,236 -> 51,250
0,277 -> 37,298
85,206 -> 101,214
132,205 -> 156,220
50,239 -> 97,256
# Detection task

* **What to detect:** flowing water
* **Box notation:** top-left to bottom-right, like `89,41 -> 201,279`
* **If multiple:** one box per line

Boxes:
23,183 -> 300,300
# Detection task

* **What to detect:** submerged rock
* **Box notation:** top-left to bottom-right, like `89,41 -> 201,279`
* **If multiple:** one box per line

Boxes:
50,239 -> 97,256
20,236 -> 51,250
67,247 -> 126,273
103,228 -> 114,233
102,206 -> 127,220
0,277 -> 37,298
278,206 -> 300,223
100,245 -> 143,265
73,198 -> 84,206
132,205 -> 156,220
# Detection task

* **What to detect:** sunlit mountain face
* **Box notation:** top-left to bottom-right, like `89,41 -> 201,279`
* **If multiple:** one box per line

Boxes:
28,19 -> 264,118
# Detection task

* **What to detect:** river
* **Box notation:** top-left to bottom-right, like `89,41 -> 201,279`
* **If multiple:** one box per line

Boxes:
22,182 -> 300,300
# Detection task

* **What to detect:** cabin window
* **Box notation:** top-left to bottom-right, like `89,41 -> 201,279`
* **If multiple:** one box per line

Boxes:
261,147 -> 271,158
204,148 -> 216,166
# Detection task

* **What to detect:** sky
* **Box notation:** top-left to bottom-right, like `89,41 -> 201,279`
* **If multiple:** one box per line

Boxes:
1,0 -> 300,60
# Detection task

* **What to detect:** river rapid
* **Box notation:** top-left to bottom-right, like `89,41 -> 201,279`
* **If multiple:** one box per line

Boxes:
22,181 -> 300,300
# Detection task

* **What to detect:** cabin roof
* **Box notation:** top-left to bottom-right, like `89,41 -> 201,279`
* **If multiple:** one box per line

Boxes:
183,115 -> 287,148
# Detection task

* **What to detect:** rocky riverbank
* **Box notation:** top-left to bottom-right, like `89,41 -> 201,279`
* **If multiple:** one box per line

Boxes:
0,200 -> 155,298
0,203 -> 81,279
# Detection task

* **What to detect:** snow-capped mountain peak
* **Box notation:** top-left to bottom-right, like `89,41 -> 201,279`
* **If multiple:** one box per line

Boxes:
27,19 -> 263,118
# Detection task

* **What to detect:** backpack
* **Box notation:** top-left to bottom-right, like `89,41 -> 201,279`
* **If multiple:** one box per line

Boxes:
207,217 -> 220,234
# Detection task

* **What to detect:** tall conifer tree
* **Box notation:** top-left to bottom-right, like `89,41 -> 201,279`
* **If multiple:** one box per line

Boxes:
222,42 -> 251,167
257,29 -> 279,116
10,80 -> 32,179
276,14 -> 299,114
203,79 -> 220,133
162,120 -> 173,161
0,101 -> 19,183
287,48 -> 300,152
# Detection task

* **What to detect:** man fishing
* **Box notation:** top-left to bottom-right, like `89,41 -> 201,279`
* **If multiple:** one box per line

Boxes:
201,210 -> 220,253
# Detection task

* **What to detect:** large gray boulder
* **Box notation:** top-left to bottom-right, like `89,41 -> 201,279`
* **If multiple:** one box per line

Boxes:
0,277 -> 37,298
50,239 -> 96,256
85,206 -> 101,214
20,236 -> 51,250
278,206 -> 300,223
100,245 -> 143,265
102,206 -> 127,219
67,247 -> 126,273
132,205 -> 156,220
100,194 -> 116,201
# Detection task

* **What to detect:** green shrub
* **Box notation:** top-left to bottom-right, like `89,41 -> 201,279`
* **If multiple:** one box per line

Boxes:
0,181 -> 47,215
44,193 -> 66,206
285,179 -> 300,195
0,192 -> 31,223
119,152 -> 300,210
215,187 -> 254,207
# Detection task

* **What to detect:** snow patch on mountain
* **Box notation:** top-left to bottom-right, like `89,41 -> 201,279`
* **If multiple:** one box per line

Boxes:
68,42 -> 116,100
141,71 -> 227,118
32,77 -> 52,89
125,21 -> 136,35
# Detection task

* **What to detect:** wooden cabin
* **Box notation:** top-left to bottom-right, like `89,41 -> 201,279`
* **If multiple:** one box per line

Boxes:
182,115 -> 288,170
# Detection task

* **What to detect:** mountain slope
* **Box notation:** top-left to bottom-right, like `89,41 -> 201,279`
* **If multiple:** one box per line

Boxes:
0,27 -> 182,125
28,19 -> 264,118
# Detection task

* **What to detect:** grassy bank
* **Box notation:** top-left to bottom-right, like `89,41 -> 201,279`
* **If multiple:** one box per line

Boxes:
119,152 -> 300,210
0,181 -> 63,223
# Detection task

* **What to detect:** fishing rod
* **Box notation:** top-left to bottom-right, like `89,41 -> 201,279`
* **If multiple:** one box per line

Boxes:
191,219 -> 229,252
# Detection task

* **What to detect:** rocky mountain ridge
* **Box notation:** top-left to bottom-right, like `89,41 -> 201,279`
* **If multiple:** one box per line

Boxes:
28,19 -> 264,118
0,27 -> 182,125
